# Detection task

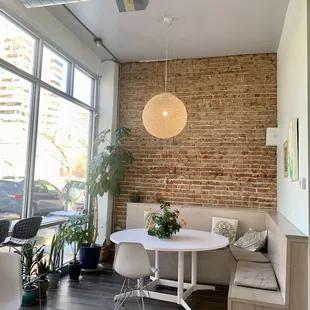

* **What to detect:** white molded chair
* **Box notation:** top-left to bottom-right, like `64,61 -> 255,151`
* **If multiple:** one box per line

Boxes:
0,252 -> 22,310
113,242 -> 155,310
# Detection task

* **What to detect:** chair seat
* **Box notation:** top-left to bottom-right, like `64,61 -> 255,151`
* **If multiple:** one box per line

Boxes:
1,237 -> 29,247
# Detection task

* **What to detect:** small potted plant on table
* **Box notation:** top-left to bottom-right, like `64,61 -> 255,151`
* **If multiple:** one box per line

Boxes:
147,201 -> 186,239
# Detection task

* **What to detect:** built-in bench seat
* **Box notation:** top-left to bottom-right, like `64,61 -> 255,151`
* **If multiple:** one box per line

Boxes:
228,261 -> 287,310
125,203 -> 308,310
228,212 -> 307,310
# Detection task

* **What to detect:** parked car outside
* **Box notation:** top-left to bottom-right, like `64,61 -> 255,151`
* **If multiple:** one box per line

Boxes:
0,178 -> 65,216
62,180 -> 86,211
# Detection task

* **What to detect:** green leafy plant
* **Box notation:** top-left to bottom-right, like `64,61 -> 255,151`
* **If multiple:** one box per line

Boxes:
37,259 -> 50,282
87,127 -> 134,198
147,201 -> 186,239
87,127 -> 134,245
63,214 -> 95,264
131,192 -> 140,197
48,229 -> 65,274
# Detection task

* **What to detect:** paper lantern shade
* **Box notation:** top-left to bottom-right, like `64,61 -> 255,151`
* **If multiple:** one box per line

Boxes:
142,93 -> 187,139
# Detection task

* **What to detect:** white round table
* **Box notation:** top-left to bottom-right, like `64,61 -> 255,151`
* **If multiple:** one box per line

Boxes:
110,228 -> 229,310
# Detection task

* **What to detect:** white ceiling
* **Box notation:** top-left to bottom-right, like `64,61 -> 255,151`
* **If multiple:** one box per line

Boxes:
49,0 -> 289,63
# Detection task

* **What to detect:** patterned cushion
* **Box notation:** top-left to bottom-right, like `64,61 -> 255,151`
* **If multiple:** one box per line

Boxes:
230,245 -> 269,263
234,261 -> 278,291
234,228 -> 267,252
211,217 -> 239,244
144,211 -> 161,228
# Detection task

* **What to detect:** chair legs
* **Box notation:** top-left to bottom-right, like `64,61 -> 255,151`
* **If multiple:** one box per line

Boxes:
114,278 -> 151,310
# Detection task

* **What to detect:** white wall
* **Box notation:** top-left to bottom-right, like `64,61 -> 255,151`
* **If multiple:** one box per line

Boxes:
0,0 -> 120,243
277,0 -> 308,234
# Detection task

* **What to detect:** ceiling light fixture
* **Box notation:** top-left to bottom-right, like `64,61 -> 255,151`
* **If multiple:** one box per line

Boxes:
21,0 -> 93,8
142,16 -> 187,139
116,0 -> 149,13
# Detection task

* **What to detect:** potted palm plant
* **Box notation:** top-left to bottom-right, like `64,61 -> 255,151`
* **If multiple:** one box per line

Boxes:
48,229 -> 65,289
83,127 -> 134,269
63,215 -> 90,280
18,242 -> 43,306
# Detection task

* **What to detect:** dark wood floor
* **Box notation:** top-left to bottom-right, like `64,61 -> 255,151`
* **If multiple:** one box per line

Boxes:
21,268 -> 228,310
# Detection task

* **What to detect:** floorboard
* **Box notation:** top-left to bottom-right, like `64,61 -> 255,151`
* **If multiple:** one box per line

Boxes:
21,269 -> 228,310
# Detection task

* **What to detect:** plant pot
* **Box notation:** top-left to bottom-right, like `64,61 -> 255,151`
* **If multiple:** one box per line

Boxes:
22,285 -> 38,306
130,195 -> 140,203
69,261 -> 82,281
37,280 -> 49,299
79,244 -> 101,269
48,271 -> 61,289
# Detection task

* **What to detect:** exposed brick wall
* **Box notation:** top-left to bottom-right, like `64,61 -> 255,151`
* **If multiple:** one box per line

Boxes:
115,54 -> 277,230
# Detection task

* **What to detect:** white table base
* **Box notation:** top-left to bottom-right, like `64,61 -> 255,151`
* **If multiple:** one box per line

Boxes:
114,250 -> 215,310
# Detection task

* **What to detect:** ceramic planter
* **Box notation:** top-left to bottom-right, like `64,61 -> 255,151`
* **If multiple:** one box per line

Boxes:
79,244 -> 101,270
48,271 -> 61,289
22,285 -> 38,306
130,195 -> 140,203
69,261 -> 82,281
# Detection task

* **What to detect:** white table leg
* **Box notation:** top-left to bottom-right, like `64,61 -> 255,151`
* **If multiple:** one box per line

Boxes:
191,251 -> 197,291
177,251 -> 184,304
155,250 -> 160,280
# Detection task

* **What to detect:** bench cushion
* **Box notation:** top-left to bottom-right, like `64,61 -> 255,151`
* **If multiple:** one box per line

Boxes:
230,245 -> 269,263
234,261 -> 278,291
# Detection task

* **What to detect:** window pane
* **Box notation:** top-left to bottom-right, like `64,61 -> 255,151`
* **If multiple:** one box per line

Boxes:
42,46 -> 69,92
31,88 -> 89,218
73,67 -> 94,105
0,68 -> 32,220
0,14 -> 36,74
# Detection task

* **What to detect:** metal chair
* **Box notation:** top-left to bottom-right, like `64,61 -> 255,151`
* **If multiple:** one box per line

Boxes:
0,217 -> 43,308
1,216 -> 42,247
0,252 -> 22,310
113,242 -> 155,310
0,220 -> 11,243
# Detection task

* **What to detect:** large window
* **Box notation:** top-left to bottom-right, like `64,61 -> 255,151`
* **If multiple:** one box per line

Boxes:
42,46 -> 69,92
0,68 -> 32,220
0,14 -> 36,74
33,89 -> 90,215
0,11 -> 96,260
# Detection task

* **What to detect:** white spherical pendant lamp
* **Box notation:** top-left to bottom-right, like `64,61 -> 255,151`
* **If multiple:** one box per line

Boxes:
143,93 -> 187,139
142,16 -> 187,139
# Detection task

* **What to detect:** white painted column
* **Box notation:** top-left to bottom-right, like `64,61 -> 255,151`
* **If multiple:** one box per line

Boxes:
96,61 -> 119,245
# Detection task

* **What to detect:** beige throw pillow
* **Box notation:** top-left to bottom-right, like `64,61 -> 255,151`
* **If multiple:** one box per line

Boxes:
211,217 -> 239,244
234,228 -> 267,252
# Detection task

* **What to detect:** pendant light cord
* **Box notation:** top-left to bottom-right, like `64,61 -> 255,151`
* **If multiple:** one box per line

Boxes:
165,22 -> 170,93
